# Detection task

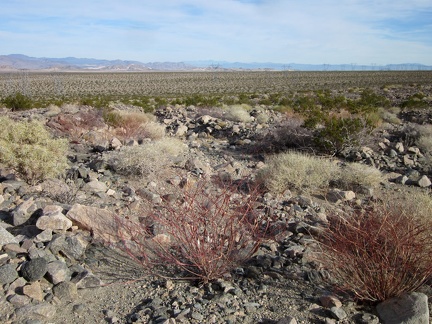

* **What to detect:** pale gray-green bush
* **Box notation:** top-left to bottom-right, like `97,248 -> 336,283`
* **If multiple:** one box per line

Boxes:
258,152 -> 383,194
106,137 -> 187,176
223,104 -> 253,123
257,151 -> 338,193
335,162 -> 383,191
0,116 -> 69,184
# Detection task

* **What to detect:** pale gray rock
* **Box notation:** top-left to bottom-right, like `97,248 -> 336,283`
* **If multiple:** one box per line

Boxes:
47,233 -> 88,260
36,211 -> 72,231
110,137 -> 122,150
277,316 -> 298,324
417,175 -> 431,188
326,189 -> 356,203
15,303 -> 56,320
70,270 -> 103,288
376,292 -> 429,324
12,197 -> 38,226
0,224 -> 18,246
66,204 -> 120,241
82,180 -> 108,193
0,263 -> 18,284
46,260 -> 71,284
53,281 -> 78,301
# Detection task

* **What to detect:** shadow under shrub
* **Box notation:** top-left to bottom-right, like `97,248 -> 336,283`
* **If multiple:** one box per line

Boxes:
315,201 -> 432,303
115,179 -> 268,283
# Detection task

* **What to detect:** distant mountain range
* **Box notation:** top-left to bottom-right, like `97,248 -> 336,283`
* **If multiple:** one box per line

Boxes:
0,54 -> 431,71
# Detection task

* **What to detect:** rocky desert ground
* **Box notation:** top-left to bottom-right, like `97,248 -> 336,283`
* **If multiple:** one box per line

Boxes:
1,71 -> 432,323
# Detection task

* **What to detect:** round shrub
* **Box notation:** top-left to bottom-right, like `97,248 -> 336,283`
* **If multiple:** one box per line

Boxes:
0,117 -> 69,184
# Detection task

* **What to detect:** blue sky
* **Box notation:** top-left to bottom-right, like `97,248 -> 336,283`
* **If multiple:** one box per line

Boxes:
1,0 -> 431,65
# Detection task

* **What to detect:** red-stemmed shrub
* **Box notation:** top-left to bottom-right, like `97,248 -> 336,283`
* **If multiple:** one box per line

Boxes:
315,201 -> 432,303
116,179 -> 268,283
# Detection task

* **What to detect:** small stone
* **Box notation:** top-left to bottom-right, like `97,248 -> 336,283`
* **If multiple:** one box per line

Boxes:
417,175 -> 431,188
20,258 -> 48,282
276,316 -> 297,324
0,263 -> 18,284
34,229 -> 53,243
355,313 -> 380,324
23,281 -> 44,301
82,180 -> 108,193
110,137 -> 122,150
395,142 -> 404,153
0,225 -> 19,246
191,312 -> 204,321
46,260 -> 71,284
71,270 -> 102,288
320,294 -> 342,308
72,304 -> 86,314
36,211 -> 72,231
376,292 -> 429,324
7,293 -> 32,307
329,306 -> 347,320
403,155 -> 415,166
12,197 -> 38,226
53,281 -> 78,301
15,302 -> 56,320
326,189 -> 356,203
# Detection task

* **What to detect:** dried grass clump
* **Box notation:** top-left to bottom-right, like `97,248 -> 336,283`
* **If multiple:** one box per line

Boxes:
105,110 -> 164,140
257,151 -> 338,193
335,162 -> 383,191
106,138 -> 187,177
315,200 -> 432,302
0,116 -> 69,184
415,124 -> 432,153
224,104 -> 253,123
116,179 -> 267,283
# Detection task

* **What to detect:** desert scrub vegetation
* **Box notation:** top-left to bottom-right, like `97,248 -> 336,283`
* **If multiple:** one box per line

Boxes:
334,162 -> 383,192
2,92 -> 33,111
257,151 -> 383,194
103,110 -> 165,141
0,116 -> 68,184
315,199 -> 432,303
105,137 -> 187,177
223,104 -> 253,123
257,152 -> 338,193
116,179 -> 267,283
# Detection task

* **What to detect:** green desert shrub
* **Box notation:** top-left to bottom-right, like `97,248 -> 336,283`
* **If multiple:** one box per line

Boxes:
313,116 -> 373,155
106,137 -> 187,177
0,117 -> 69,184
257,151 -> 338,193
2,92 -> 33,111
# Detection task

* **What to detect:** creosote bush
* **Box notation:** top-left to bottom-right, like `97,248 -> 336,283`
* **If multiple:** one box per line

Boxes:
2,92 -> 33,111
315,200 -> 432,303
0,116 -> 69,184
116,179 -> 267,283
